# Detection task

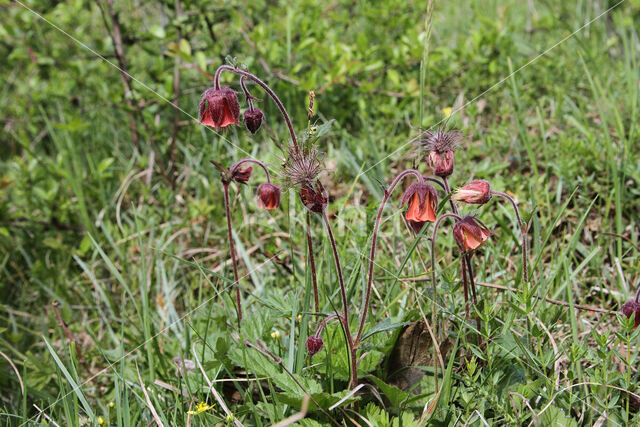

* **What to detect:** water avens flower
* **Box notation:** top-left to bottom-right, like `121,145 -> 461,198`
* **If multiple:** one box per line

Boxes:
415,128 -> 463,177
243,108 -> 264,134
306,335 -> 324,357
454,180 -> 492,205
453,216 -> 492,252
199,87 -> 240,130
401,182 -> 438,231
257,182 -> 281,210
230,164 -> 252,183
622,300 -> 640,328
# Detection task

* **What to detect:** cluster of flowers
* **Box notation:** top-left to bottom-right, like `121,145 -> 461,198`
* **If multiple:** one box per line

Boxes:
198,63 -> 529,390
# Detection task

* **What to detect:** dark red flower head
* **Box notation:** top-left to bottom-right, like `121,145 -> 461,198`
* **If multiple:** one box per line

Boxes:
453,216 -> 491,253
299,181 -> 328,214
453,180 -> 492,205
622,300 -> 640,328
401,182 -> 438,232
306,335 -> 323,357
243,108 -> 264,134
199,87 -> 240,130
429,150 -> 455,177
257,183 -> 281,210
230,164 -> 252,183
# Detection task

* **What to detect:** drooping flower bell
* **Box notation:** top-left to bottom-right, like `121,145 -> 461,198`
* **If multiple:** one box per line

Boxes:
453,216 -> 491,252
257,183 -> 281,210
401,182 -> 438,232
299,181 -> 328,214
622,300 -> 640,328
453,180 -> 492,205
243,108 -> 264,134
306,335 -> 324,357
199,87 -> 240,130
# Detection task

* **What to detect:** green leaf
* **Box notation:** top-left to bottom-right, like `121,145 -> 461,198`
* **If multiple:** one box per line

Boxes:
361,319 -> 412,341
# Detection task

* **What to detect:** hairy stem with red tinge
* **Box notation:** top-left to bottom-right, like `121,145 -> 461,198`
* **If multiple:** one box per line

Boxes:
239,76 -> 256,112
491,191 -> 528,285
321,211 -> 357,388
355,169 -> 424,345
306,212 -> 320,315
443,177 -> 478,307
635,287 -> 640,303
431,212 -> 462,391
223,183 -> 242,323
231,158 -> 272,183
461,258 -> 469,320
214,65 -> 299,154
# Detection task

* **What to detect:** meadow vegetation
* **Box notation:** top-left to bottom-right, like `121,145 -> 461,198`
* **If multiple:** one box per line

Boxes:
1,0 -> 640,425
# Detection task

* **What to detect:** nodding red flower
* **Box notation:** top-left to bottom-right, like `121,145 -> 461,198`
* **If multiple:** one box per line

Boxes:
306,335 -> 323,357
299,181 -> 328,214
453,180 -> 492,205
401,182 -> 438,231
622,300 -> 640,328
199,87 -> 240,130
257,183 -> 280,210
429,150 -> 455,177
230,164 -> 252,183
243,108 -> 264,134
453,216 -> 491,252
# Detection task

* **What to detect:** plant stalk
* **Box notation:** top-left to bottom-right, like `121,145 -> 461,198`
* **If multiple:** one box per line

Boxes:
223,182 -> 242,323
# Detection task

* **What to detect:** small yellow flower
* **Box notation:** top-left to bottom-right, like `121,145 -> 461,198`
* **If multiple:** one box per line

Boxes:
225,413 -> 235,424
296,314 -> 302,322
97,416 -> 105,425
187,401 -> 214,415
271,330 -> 281,340
108,401 -> 115,408
442,107 -> 453,117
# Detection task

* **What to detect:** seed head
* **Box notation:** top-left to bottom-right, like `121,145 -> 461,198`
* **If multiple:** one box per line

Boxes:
280,144 -> 324,190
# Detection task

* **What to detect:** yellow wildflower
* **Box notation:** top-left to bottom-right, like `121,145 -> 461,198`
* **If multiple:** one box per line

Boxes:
442,107 -> 453,117
187,401 -> 214,415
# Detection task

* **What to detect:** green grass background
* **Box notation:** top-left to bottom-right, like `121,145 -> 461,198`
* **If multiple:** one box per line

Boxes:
1,0 -> 640,425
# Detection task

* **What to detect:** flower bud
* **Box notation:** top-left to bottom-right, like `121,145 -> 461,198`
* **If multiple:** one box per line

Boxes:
299,181 -> 328,214
257,183 -> 281,210
306,335 -> 324,357
453,216 -> 491,253
243,108 -> 264,134
429,150 -> 455,177
199,87 -> 240,130
453,180 -> 492,205
622,300 -> 640,328
400,182 -> 438,232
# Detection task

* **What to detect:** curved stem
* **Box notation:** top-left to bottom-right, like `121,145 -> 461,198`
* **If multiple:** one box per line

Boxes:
215,65 -> 299,154
635,287 -> 640,304
430,212 -> 462,391
321,211 -> 357,388
239,76 -> 256,112
355,169 -> 424,345
491,191 -> 528,285
232,158 -> 272,183
306,212 -> 320,315
223,183 -> 242,323
424,176 -> 446,191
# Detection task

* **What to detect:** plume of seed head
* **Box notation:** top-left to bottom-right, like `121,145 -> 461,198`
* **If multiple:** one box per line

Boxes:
414,128 -> 463,154
279,144 -> 325,190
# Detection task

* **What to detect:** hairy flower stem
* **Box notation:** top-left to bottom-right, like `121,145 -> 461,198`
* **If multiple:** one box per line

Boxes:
461,257 -> 469,319
355,169 -> 424,345
239,77 -> 257,112
491,191 -> 528,285
431,212 -> 462,391
231,158 -> 272,182
321,212 -> 357,388
306,212 -> 320,314
214,65 -> 299,154
223,183 -> 242,323
442,177 -> 478,306
635,287 -> 640,303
